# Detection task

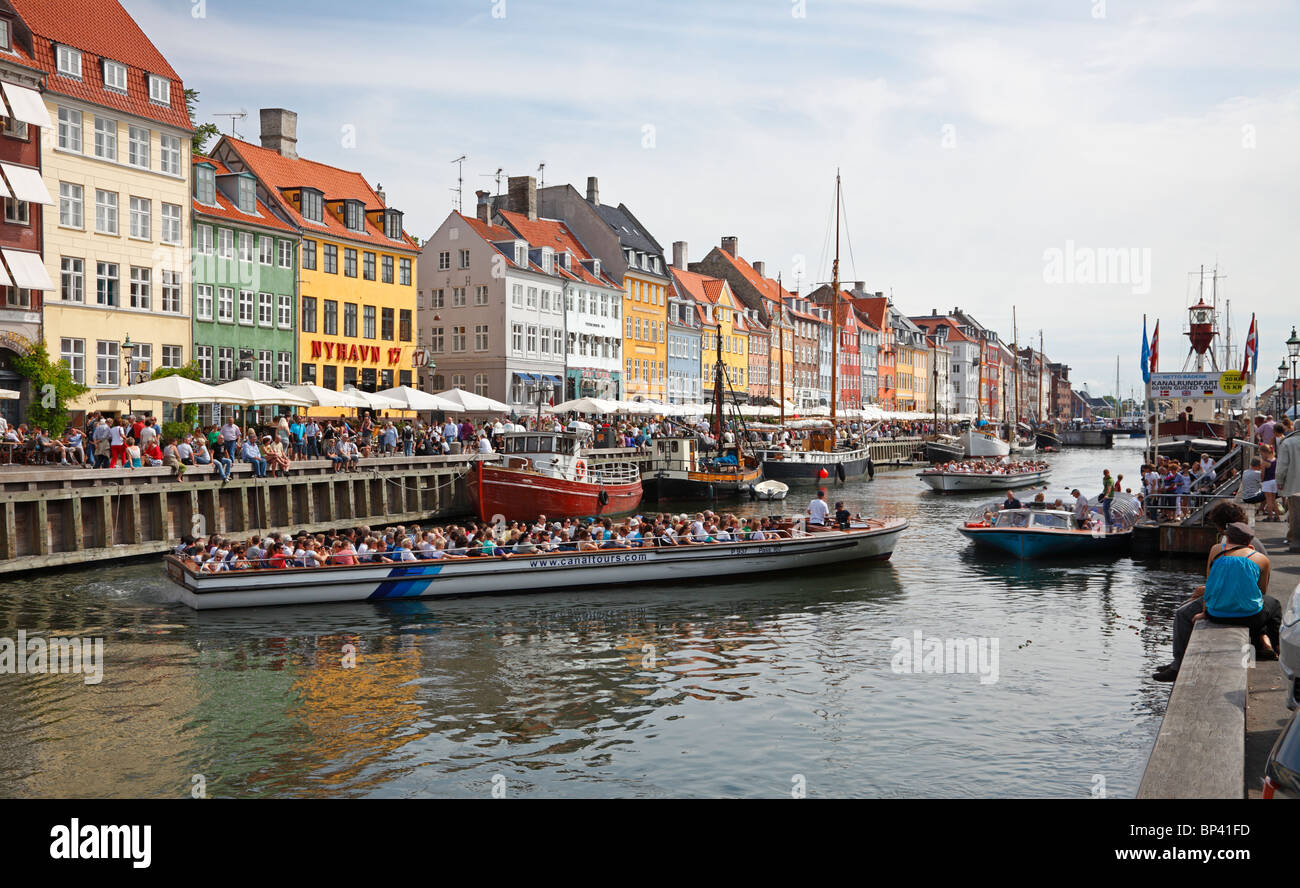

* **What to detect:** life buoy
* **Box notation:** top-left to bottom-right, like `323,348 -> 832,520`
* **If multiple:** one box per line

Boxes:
574,459 -> 587,481
836,462 -> 846,482
597,489 -> 610,506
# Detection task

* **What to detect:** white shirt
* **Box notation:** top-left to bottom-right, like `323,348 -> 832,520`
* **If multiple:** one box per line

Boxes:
109,424 -> 126,446
808,498 -> 830,525
478,437 -> 493,453
1073,496 -> 1090,520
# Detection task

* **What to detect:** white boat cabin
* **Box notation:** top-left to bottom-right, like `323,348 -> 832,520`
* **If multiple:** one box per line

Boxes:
499,428 -> 587,481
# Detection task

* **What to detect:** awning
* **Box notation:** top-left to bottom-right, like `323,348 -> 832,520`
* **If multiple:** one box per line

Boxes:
0,260 -> 11,287
1,82 -> 52,129
515,372 -> 539,384
0,163 -> 52,205
2,249 -> 54,290
540,374 -> 562,386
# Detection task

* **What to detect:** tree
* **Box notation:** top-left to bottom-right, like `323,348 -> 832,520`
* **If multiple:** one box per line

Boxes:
186,88 -> 220,155
152,363 -> 202,429
9,343 -> 89,436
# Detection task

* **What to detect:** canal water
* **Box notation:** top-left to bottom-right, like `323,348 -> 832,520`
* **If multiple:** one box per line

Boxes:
0,438 -> 1200,798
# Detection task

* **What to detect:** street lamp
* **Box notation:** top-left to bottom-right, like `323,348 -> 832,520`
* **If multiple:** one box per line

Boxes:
121,335 -> 136,417
1281,360 -> 1290,419
1287,326 -> 1300,418
535,378 -> 554,426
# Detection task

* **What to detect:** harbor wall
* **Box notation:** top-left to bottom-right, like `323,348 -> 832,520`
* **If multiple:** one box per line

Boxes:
1061,429 -> 1114,447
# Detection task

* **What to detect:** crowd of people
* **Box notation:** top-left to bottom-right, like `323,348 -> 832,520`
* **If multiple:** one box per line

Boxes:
926,458 -> 1049,475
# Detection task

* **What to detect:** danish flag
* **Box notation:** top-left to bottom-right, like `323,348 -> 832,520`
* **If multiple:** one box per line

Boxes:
1242,313 -> 1257,375
1150,321 -> 1159,374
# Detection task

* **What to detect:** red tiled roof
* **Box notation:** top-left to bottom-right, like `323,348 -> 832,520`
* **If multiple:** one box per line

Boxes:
11,0 -> 190,130
911,315 -> 974,343
850,296 -> 889,330
191,154 -> 295,234
220,136 -> 417,252
497,210 -> 619,288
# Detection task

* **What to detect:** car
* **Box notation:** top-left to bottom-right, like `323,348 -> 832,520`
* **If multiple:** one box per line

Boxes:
1280,580 -> 1300,711
1263,707 -> 1300,798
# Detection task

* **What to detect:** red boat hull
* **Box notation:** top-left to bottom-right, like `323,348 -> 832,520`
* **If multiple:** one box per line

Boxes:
470,461 -> 643,523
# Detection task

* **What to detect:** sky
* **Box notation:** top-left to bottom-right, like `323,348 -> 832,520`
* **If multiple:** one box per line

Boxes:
126,0 -> 1300,400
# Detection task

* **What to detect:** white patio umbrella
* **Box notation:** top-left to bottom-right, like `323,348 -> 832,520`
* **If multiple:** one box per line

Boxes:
280,384 -> 371,409
344,386 -> 406,410
0,388 -> 18,400
433,387 -> 511,413
210,378 -> 313,407
546,397 -> 620,414
99,375 -> 244,404
375,385 -> 463,412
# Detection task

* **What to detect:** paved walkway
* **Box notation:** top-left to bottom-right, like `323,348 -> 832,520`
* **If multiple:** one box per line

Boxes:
1245,519 -> 1297,797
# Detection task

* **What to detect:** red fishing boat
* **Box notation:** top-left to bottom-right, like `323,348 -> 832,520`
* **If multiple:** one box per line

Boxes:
468,422 -> 643,522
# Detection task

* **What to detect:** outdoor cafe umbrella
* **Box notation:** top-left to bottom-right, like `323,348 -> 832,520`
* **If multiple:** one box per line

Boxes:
433,387 -> 510,413
210,378 -> 313,408
545,397 -> 620,415
344,386 -> 406,411
99,375 -> 245,405
0,388 -> 18,400
374,385 -> 463,412
280,384 -> 371,409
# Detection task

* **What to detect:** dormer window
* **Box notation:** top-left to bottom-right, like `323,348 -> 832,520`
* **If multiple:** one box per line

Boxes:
148,75 -> 170,105
540,247 -> 554,275
103,60 -> 127,92
383,209 -> 403,240
560,251 -> 572,271
56,46 -> 82,79
237,176 -> 256,214
300,188 -> 323,223
0,19 -> 10,52
194,164 -> 216,205
344,200 -> 365,232
515,242 -> 527,266
591,258 -> 600,277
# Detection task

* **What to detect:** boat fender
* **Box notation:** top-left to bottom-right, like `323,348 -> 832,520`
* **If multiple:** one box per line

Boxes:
597,489 -> 609,506
575,459 -> 587,481
836,462 -> 846,482
866,458 -> 875,480
964,521 -> 988,528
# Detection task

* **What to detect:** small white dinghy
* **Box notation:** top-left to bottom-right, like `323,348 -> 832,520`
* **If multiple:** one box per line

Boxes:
749,479 -> 790,501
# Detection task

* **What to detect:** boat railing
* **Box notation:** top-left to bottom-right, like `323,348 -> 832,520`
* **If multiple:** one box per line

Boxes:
965,491 -> 1140,533
586,461 -> 640,485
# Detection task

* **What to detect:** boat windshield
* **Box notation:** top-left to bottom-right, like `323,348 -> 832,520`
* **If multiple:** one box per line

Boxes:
993,510 -> 1030,528
1032,512 -> 1072,530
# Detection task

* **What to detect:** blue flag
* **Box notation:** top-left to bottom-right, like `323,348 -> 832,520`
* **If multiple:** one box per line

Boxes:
1140,317 -> 1151,384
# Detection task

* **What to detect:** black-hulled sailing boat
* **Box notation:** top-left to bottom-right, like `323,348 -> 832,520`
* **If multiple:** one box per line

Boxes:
641,315 -> 763,500
755,171 -> 874,483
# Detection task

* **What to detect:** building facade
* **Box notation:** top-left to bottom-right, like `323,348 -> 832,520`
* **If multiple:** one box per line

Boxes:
0,16 -> 50,428
215,111 -> 418,408
26,0 -> 194,416
190,154 -> 297,410
666,241 -> 702,404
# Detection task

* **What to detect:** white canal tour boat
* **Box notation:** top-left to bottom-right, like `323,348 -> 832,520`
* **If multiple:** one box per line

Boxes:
164,518 -> 907,610
917,460 -> 1051,493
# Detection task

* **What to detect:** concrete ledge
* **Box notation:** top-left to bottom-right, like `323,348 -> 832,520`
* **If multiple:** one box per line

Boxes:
1138,621 -> 1249,798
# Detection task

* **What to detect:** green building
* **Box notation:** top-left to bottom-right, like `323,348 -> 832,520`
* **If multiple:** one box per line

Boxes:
190,154 -> 298,421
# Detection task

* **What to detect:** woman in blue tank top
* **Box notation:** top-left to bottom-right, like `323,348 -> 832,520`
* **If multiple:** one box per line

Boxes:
1195,522 -> 1280,658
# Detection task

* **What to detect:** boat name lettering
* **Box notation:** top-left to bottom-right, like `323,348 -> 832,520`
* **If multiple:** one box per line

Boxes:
529,553 -> 650,568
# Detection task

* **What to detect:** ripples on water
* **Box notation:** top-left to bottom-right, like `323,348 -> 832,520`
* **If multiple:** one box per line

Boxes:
0,440 -> 1199,798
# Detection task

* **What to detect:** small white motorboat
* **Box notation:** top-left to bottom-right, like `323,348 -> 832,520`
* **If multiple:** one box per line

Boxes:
748,479 -> 790,501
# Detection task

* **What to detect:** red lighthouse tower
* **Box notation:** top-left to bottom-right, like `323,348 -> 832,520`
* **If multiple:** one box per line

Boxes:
1184,298 -> 1218,371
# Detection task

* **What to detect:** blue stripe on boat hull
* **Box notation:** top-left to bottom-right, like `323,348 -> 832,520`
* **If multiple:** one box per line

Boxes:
958,528 -> 1131,559
369,563 -> 445,599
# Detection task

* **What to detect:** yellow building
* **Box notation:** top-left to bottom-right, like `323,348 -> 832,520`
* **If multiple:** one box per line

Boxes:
622,262 -> 668,402
214,112 -> 418,410
28,0 -> 194,417
669,268 -> 747,396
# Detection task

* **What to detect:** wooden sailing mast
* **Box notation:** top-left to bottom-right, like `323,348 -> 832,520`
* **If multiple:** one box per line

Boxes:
713,301 -> 725,454
830,170 -> 841,439
778,273 -> 786,428
1012,306 -> 1019,441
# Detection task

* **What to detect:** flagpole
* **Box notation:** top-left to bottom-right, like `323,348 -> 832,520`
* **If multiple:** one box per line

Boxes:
1152,320 -> 1160,465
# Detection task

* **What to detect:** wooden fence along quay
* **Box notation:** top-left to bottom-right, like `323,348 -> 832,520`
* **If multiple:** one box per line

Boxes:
0,438 -> 927,577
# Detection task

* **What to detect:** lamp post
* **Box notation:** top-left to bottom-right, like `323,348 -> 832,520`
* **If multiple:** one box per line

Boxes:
1287,326 -> 1300,418
535,378 -> 553,427
120,334 -> 136,417
1281,361 -> 1290,419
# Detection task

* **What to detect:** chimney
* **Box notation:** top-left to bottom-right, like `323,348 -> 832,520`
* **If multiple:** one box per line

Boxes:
374,182 -> 386,204
721,236 -> 738,256
752,260 -> 765,278
507,175 -> 537,221
854,281 -> 864,292
475,190 -> 490,223
586,176 -> 599,206
672,241 -> 688,270
259,108 -> 298,159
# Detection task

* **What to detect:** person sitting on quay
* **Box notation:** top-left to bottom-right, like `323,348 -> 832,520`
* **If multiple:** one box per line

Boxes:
240,435 -> 267,479
1152,509 -> 1281,683
264,435 -> 291,477
332,435 -> 359,473
141,437 -> 164,468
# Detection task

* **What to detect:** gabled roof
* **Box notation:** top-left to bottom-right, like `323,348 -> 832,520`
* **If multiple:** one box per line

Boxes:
452,212 -> 538,274
911,315 -> 975,343
594,201 -> 664,259
219,135 -> 417,252
497,210 -> 619,289
10,0 -> 190,130
191,155 -> 295,234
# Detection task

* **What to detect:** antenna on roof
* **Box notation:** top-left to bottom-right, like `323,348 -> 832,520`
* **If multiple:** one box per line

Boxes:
479,168 -> 504,196
537,162 -> 545,188
450,155 -> 467,212
214,109 -> 248,139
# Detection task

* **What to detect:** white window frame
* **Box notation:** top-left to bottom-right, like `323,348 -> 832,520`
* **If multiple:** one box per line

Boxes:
94,189 -> 118,235
127,125 -> 150,168
129,266 -> 151,310
161,203 -> 181,245
238,290 -> 254,325
93,116 -> 116,161
58,182 -> 83,229
56,46 -> 82,79
195,283 -> 213,320
217,287 -> 234,323
258,292 -> 273,327
160,134 -> 182,176
162,271 -> 181,314
60,257 -> 85,304
259,236 -> 273,265
60,338 -> 86,384
278,240 -> 292,268
148,75 -> 170,106
128,196 -> 150,240
57,107 -> 82,152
